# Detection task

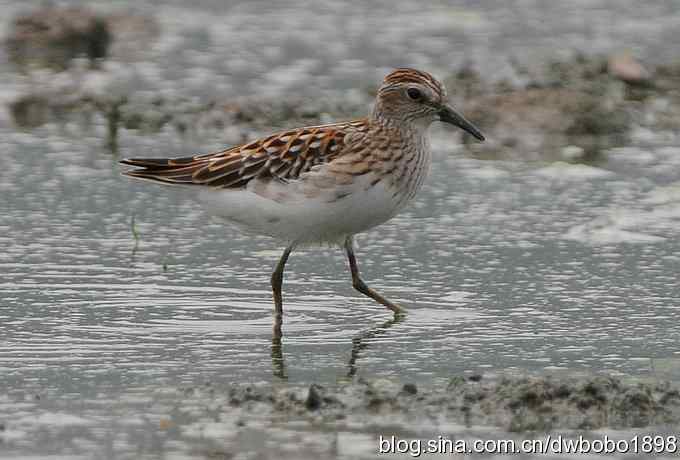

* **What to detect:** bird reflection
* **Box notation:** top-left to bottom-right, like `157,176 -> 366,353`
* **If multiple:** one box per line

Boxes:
271,313 -> 405,380
347,314 -> 405,378
271,324 -> 287,380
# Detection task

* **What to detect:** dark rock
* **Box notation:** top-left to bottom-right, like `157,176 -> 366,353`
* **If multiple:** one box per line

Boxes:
10,95 -> 50,128
6,6 -> 111,70
468,374 -> 483,382
305,384 -> 323,411
401,383 -> 418,395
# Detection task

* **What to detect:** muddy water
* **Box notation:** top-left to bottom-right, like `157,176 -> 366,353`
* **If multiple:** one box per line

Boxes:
1,0 -> 680,459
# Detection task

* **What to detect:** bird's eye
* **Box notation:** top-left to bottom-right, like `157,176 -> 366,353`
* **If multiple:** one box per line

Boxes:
406,88 -> 423,101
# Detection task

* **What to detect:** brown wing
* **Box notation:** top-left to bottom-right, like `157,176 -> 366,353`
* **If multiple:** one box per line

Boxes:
120,119 -> 369,188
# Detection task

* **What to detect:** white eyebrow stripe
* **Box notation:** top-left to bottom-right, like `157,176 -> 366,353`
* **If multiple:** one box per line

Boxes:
379,80 -> 443,99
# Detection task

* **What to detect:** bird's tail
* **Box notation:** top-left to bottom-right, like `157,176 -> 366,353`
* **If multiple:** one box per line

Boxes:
120,156 -> 210,185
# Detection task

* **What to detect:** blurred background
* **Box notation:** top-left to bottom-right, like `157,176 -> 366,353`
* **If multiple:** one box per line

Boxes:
1,1 -> 680,459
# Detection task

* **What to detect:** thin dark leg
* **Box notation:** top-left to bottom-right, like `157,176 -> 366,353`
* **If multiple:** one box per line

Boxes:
344,236 -> 404,315
271,245 -> 294,338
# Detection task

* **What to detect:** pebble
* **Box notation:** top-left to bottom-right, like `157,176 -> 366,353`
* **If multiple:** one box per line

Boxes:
608,52 -> 651,85
305,384 -> 323,411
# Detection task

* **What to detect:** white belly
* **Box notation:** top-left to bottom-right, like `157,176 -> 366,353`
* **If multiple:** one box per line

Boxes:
197,174 -> 408,245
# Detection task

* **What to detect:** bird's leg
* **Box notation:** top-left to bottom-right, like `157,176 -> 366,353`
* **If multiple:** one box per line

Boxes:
344,236 -> 404,315
271,245 -> 294,338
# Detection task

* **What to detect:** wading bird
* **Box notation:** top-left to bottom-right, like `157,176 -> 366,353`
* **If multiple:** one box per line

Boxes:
121,68 -> 484,334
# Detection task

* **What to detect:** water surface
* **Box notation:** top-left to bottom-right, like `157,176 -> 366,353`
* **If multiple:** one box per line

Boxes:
1,0 -> 680,458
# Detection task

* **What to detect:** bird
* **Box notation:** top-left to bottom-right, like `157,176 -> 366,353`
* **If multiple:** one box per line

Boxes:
120,68 -> 484,333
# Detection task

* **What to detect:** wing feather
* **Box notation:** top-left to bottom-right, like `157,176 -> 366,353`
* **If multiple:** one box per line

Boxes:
120,120 -> 366,188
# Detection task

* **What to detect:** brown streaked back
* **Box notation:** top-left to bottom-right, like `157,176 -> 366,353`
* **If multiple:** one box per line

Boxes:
120,120 -> 369,189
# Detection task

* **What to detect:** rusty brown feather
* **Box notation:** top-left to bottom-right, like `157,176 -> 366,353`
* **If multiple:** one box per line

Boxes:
121,119 -> 370,188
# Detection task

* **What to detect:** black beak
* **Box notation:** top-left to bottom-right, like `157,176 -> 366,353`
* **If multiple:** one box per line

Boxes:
438,104 -> 485,141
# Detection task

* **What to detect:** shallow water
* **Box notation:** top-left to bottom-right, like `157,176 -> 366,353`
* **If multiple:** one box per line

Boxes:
3,127 -> 680,394
2,0 -> 680,458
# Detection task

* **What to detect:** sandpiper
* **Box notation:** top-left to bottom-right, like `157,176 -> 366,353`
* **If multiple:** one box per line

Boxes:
121,68 -> 484,331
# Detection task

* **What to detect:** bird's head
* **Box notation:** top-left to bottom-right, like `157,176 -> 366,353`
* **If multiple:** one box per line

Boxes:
373,68 -> 484,141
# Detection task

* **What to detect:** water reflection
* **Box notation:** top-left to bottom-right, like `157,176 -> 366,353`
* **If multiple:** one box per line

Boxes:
347,314 -> 406,378
272,330 -> 286,380
272,311 -> 406,380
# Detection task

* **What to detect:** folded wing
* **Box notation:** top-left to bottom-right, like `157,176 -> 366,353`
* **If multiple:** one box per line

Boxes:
121,120 -> 368,188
